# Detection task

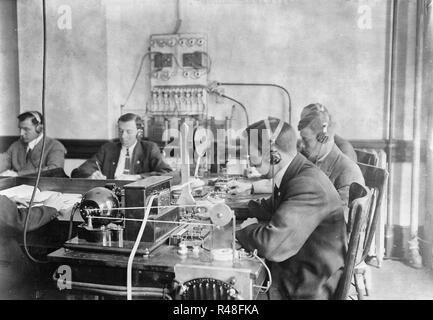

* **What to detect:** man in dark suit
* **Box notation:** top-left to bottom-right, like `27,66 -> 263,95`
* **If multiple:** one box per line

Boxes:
0,194 -> 66,299
235,118 -> 347,300
237,104 -> 364,210
71,113 -> 172,180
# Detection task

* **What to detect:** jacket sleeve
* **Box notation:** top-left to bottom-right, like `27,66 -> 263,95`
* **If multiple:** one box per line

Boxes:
334,134 -> 357,162
0,147 -> 12,173
17,140 -> 66,176
0,195 -> 58,232
71,146 -> 105,178
236,177 -> 330,262
334,161 -> 365,206
43,140 -> 66,170
143,142 -> 173,175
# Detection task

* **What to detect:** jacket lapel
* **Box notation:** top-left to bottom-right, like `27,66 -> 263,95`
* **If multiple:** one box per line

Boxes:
277,153 -> 307,199
131,141 -> 143,175
317,144 -> 339,178
108,142 -> 122,179
28,137 -> 45,166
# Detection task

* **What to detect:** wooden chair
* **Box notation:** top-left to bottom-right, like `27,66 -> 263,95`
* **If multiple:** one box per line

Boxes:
355,149 -> 379,166
335,182 -> 370,300
354,163 -> 389,297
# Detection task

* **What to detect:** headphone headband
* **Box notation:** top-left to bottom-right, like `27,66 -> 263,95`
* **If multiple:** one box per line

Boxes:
264,118 -> 284,145
29,111 -> 42,124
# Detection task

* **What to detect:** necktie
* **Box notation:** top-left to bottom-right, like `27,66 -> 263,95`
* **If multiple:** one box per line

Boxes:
26,148 -> 32,163
272,185 -> 279,212
273,185 -> 280,197
123,148 -> 130,174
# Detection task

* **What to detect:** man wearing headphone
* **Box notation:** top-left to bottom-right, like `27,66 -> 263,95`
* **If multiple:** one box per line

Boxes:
235,117 -> 346,299
0,111 -> 66,177
299,103 -> 357,162
230,104 -> 364,211
297,103 -> 364,208
71,113 -> 172,180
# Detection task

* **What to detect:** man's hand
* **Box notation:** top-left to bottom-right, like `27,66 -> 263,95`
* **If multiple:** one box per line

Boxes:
115,174 -> 141,181
10,196 -> 28,207
43,193 -> 65,211
90,171 -> 107,180
227,180 -> 252,195
245,166 -> 261,178
0,170 -> 18,177
239,217 -> 258,229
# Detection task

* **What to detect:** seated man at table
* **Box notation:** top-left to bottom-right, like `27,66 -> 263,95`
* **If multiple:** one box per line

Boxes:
0,111 -> 66,177
232,104 -> 364,210
235,117 -> 347,300
71,113 -> 172,180
300,103 -> 357,162
297,103 -> 364,207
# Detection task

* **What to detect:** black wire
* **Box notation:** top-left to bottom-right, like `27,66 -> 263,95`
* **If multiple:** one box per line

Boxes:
121,51 -> 158,109
173,0 -> 182,34
23,0 -> 48,264
218,93 -> 249,127
68,203 -> 80,240
216,82 -> 292,124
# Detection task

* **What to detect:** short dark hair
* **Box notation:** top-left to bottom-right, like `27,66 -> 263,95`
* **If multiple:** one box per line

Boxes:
118,113 -> 143,130
18,111 -> 44,125
298,103 -> 335,136
245,117 -> 297,154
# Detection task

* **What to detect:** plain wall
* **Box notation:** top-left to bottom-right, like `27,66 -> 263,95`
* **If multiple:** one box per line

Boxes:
0,0 -> 20,142
17,0 -> 392,139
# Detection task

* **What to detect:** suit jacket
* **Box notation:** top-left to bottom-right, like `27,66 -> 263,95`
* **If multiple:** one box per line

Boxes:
236,154 -> 347,300
71,140 -> 172,179
0,195 -> 59,297
334,134 -> 357,162
317,144 -> 365,207
0,137 -> 66,176
0,195 -> 59,233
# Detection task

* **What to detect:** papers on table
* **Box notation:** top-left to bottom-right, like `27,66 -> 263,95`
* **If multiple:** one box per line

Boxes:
0,184 -> 40,201
0,184 -> 75,204
0,184 -> 82,210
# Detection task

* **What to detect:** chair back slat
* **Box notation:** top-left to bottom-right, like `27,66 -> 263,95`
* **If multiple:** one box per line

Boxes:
355,149 -> 379,166
357,163 -> 389,261
335,182 -> 370,300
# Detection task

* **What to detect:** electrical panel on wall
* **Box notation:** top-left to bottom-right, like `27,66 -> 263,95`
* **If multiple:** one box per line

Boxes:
148,33 -> 209,117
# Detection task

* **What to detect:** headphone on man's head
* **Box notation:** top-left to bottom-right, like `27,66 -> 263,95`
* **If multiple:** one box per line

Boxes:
264,118 -> 284,165
29,111 -> 43,134
135,116 -> 144,139
314,104 -> 329,144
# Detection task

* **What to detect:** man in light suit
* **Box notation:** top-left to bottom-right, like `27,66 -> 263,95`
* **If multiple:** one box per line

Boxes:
297,103 -> 365,208
300,103 -> 358,162
0,111 -> 66,177
71,113 -> 172,180
235,118 -> 347,300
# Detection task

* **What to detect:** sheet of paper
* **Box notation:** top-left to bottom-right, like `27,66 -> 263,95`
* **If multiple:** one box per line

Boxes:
33,190 -> 60,203
0,185 -> 40,201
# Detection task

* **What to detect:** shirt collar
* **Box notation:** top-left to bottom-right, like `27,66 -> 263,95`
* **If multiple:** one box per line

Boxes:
27,134 -> 43,150
273,161 -> 292,188
316,143 -> 333,163
316,144 -> 342,176
121,140 -> 137,155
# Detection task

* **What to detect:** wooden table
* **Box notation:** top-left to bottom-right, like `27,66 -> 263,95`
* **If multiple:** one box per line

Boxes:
0,176 -> 269,300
